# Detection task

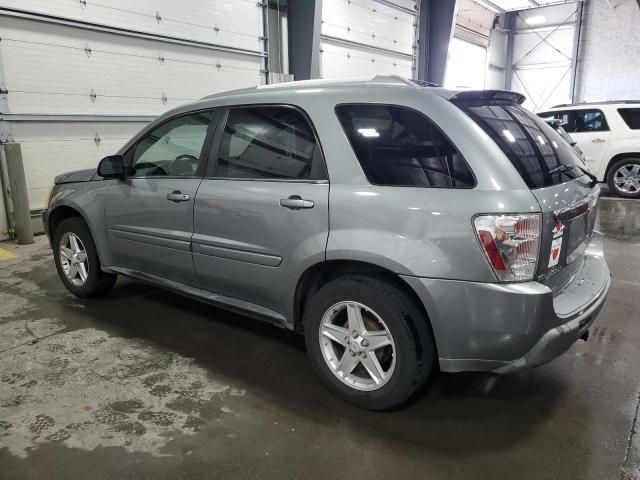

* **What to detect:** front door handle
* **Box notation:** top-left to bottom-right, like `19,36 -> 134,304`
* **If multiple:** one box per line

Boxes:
592,138 -> 607,143
280,195 -> 314,210
166,191 -> 190,202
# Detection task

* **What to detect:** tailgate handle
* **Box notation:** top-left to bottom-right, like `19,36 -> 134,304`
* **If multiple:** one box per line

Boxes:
280,195 -> 314,210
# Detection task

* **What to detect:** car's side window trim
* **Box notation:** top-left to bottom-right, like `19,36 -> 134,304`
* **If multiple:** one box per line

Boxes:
123,108 -> 220,180
203,103 -> 329,183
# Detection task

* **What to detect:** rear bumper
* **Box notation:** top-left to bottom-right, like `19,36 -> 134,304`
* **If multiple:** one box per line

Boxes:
401,231 -> 611,373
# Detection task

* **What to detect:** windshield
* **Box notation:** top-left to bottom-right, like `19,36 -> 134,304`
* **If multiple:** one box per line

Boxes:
454,101 -> 584,189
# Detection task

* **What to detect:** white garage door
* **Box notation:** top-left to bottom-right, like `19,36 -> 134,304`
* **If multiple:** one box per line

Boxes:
0,0 -> 266,210
320,0 -> 417,79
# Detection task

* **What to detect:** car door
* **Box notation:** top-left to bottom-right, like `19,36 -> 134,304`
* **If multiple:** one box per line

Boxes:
104,110 -> 217,285
192,105 -> 329,317
562,109 -> 611,176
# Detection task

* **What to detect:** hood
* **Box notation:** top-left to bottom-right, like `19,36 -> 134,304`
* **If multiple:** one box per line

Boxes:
54,168 -> 99,184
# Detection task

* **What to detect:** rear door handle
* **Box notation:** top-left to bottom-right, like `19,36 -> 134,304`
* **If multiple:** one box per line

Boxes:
166,191 -> 190,202
280,195 -> 314,210
592,138 -> 606,143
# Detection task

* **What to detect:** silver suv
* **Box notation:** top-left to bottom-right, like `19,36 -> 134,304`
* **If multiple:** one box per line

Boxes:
43,76 -> 610,410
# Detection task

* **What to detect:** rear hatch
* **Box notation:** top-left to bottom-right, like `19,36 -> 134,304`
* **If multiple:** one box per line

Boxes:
451,92 -> 599,282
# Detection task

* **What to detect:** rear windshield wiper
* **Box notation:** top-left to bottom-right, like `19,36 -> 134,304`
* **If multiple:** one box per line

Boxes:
548,164 -> 598,187
548,164 -> 573,174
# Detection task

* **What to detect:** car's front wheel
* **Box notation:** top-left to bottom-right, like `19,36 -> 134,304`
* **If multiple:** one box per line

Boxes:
304,275 -> 434,410
53,217 -> 117,297
607,158 -> 640,198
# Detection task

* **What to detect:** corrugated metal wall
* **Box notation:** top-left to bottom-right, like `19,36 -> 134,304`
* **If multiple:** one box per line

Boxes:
0,0 -> 267,214
319,0 -> 417,79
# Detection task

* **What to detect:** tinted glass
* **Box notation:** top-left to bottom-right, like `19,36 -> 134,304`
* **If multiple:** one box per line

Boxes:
335,104 -> 474,188
216,107 -> 326,180
618,108 -> 640,129
540,109 -> 609,133
458,102 -> 583,188
132,111 -> 215,177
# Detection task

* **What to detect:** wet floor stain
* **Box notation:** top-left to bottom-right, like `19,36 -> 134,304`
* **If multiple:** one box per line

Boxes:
0,315 -> 243,458
597,198 -> 640,242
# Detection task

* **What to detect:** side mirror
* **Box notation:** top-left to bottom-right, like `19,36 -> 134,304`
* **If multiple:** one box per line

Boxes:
98,155 -> 125,179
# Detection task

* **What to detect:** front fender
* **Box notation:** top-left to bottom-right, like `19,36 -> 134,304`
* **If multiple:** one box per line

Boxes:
47,181 -> 114,267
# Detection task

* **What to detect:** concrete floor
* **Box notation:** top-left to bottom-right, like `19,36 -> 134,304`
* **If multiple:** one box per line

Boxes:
0,197 -> 639,480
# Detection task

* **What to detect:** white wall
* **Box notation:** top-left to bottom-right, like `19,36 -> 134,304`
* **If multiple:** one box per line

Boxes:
576,0 -> 640,102
0,0 -> 266,211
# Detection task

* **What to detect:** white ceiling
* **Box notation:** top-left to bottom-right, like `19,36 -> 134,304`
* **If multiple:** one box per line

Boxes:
471,0 -> 576,13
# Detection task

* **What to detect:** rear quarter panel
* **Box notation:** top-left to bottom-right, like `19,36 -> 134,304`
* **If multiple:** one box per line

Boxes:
295,88 -> 542,281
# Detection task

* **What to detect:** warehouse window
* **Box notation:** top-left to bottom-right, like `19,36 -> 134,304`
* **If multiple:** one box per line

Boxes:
215,106 -> 326,180
618,108 -> 640,130
335,104 -> 474,188
131,111 -> 215,177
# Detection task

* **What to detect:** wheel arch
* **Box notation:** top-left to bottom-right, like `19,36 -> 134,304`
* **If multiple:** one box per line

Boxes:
293,259 -> 440,359
48,204 -> 107,264
604,152 -> 640,181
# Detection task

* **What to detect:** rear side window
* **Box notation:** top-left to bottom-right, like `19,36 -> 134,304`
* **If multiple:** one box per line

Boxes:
215,106 -> 326,180
540,109 -> 609,133
618,108 -> 640,129
335,104 -> 474,188
458,102 -> 583,189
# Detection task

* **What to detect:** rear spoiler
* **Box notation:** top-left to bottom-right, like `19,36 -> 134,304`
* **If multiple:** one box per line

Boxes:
449,90 -> 526,105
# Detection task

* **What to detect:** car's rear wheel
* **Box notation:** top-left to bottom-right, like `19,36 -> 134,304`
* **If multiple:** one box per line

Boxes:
53,217 -> 117,297
607,158 -> 640,198
304,275 -> 434,410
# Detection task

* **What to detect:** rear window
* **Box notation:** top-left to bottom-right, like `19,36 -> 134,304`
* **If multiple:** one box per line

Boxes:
618,108 -> 640,129
335,104 -> 475,188
457,102 -> 583,189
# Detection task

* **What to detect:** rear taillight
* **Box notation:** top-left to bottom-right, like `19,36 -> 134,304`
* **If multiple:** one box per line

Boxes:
473,213 -> 541,282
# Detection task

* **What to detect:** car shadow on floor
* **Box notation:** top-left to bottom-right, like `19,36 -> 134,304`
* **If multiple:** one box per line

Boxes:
79,277 -> 588,459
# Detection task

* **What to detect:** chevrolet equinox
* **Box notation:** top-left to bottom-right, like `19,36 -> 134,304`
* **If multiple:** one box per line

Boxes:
43,76 -> 611,410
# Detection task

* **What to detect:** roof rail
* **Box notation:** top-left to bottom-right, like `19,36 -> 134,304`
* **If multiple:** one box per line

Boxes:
552,100 -> 640,108
371,75 -> 441,88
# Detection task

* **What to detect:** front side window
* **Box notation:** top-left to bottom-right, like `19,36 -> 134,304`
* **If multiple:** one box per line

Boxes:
618,108 -> 640,129
335,104 -> 474,188
215,106 -> 326,180
131,111 -> 215,177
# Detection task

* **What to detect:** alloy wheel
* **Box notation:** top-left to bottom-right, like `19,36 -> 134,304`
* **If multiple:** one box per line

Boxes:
59,232 -> 89,287
319,301 -> 396,391
613,163 -> 640,194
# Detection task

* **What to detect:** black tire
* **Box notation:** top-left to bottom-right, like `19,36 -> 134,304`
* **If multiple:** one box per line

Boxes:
303,275 -> 435,410
53,217 -> 117,298
607,157 -> 640,199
